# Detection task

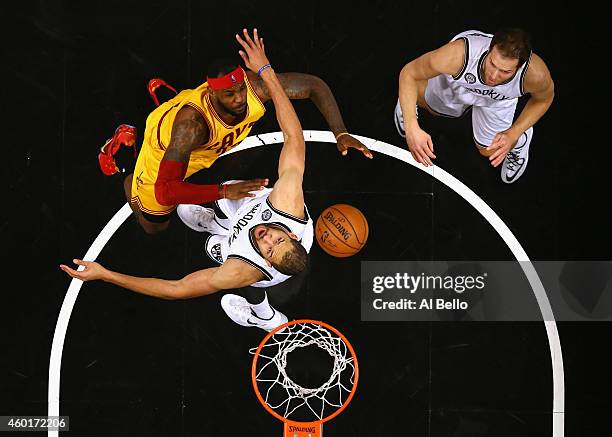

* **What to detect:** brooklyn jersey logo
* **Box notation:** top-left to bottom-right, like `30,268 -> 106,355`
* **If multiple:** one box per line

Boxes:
210,243 -> 223,263
261,209 -> 272,221
464,86 -> 510,101
229,203 -> 261,245
464,73 -> 476,84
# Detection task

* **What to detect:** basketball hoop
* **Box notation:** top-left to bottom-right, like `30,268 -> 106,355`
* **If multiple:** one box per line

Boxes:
251,320 -> 359,437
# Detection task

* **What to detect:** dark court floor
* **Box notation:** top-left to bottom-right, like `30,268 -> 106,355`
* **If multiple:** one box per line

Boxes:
3,1 -> 612,436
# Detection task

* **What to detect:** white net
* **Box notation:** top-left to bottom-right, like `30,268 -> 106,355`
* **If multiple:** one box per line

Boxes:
251,322 -> 357,421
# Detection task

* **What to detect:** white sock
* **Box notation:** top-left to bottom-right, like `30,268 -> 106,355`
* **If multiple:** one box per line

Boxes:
251,292 -> 274,320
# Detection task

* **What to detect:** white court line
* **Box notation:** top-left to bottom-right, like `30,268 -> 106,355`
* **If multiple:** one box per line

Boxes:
49,130 -> 564,436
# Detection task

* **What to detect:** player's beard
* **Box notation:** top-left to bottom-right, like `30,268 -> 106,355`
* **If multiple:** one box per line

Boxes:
223,102 -> 247,117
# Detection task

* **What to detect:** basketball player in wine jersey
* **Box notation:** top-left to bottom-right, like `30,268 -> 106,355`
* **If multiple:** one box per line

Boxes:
102,37 -> 371,236
61,29 -> 313,332
395,29 -> 554,183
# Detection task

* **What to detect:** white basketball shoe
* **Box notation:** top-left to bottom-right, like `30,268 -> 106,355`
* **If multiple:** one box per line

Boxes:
177,204 -> 228,234
221,294 -> 288,332
501,127 -> 533,184
394,99 -> 406,138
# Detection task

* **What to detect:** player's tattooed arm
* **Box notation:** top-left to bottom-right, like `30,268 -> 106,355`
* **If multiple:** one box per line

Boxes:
252,72 -> 347,134
154,105 -> 218,206
251,72 -> 372,158
162,106 -> 210,163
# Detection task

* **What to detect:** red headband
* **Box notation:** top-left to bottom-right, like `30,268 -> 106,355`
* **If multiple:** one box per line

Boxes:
207,66 -> 245,90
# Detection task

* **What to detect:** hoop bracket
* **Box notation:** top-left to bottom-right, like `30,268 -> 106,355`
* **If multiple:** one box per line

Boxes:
284,420 -> 323,437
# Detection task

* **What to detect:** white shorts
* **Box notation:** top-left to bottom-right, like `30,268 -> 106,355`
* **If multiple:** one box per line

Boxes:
424,75 -> 519,147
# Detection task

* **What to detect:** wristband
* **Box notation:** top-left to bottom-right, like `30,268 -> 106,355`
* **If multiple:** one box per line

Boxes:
257,63 -> 271,75
335,132 -> 350,140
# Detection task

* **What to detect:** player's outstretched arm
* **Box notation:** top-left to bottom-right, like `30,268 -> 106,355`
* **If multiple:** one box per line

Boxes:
251,72 -> 372,158
60,258 -> 262,299
236,28 -> 305,217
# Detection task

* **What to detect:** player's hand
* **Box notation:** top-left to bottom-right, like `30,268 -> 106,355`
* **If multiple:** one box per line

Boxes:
236,28 -> 270,74
336,134 -> 373,159
406,126 -> 436,166
487,130 -> 519,167
60,259 -> 107,282
223,178 -> 269,200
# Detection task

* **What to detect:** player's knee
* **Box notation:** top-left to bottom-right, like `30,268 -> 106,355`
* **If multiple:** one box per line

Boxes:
140,219 -> 170,235
475,144 -> 494,157
123,174 -> 134,200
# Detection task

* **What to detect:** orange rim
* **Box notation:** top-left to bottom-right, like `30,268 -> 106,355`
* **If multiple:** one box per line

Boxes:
251,319 -> 359,425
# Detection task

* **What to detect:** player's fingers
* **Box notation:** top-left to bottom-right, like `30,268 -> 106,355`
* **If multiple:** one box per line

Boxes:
251,178 -> 269,186
253,28 -> 261,47
490,149 -> 503,165
243,28 -> 255,45
489,136 -> 502,150
416,149 -> 429,166
361,146 -> 373,159
422,147 -> 434,166
245,183 -> 265,191
235,34 -> 248,50
490,149 -> 506,161
240,183 -> 264,193
238,50 -> 248,63
60,265 -> 78,277
353,142 -> 373,158
494,153 -> 506,167
425,139 -> 436,159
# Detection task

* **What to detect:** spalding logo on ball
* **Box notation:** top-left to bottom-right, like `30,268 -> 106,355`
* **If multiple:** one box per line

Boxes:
315,204 -> 369,257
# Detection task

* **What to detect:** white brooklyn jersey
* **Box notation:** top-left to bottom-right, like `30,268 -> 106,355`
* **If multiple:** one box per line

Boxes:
218,188 -> 313,288
425,30 -> 532,114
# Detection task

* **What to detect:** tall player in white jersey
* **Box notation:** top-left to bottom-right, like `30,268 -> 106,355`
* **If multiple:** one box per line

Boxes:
395,29 -> 554,183
60,29 -> 311,331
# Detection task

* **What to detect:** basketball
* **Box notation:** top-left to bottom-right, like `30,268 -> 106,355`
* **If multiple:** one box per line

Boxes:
315,204 -> 369,257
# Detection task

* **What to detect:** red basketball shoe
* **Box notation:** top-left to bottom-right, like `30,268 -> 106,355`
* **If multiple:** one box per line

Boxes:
98,124 -> 137,176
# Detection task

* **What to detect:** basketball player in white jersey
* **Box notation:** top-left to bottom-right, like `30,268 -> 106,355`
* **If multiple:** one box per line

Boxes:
60,29 -> 311,332
395,29 -> 554,183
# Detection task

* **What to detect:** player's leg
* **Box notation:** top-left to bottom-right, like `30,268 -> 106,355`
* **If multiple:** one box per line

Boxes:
124,173 -> 171,234
176,203 -> 230,234
394,79 -> 429,138
220,288 -> 288,332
